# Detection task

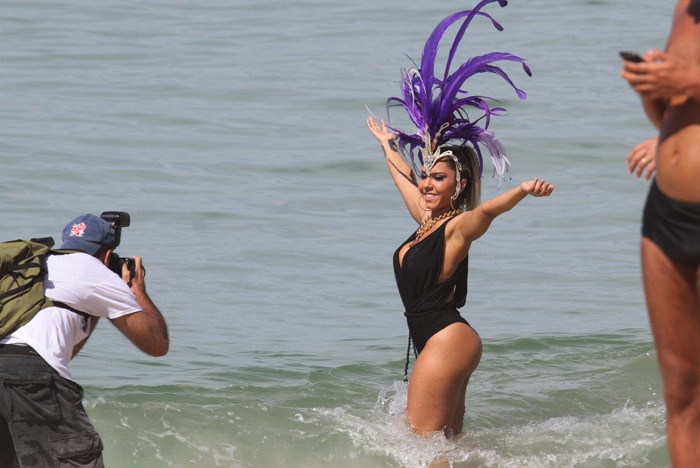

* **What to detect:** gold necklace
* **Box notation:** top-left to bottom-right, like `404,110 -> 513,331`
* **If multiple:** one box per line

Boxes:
411,209 -> 462,246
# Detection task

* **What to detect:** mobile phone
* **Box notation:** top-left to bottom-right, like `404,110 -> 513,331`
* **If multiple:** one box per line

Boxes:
619,51 -> 644,63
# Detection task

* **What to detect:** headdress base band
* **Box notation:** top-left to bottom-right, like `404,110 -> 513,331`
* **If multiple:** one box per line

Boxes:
422,147 -> 464,198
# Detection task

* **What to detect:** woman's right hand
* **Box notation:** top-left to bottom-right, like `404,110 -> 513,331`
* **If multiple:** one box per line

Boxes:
366,116 -> 398,148
367,116 -> 424,222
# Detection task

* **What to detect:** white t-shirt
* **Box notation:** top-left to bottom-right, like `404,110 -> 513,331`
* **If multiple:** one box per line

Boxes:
0,252 -> 141,380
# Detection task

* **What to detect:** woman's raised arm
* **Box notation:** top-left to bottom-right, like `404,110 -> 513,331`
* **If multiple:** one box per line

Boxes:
367,117 -> 426,223
452,178 -> 554,244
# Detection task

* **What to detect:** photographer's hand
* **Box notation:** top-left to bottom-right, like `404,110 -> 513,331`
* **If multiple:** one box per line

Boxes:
121,256 -> 144,289
110,256 -> 169,356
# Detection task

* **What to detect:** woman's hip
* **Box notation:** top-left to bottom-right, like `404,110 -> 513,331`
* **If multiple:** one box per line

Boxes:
406,308 -> 476,354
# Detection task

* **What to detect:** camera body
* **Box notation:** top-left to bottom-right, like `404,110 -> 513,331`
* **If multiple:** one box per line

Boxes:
106,253 -> 137,281
100,211 -> 140,281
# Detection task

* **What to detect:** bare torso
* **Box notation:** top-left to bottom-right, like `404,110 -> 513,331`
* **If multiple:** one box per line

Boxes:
656,0 -> 700,201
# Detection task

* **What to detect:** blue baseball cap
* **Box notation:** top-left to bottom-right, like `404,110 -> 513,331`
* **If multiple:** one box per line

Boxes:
60,214 -> 116,255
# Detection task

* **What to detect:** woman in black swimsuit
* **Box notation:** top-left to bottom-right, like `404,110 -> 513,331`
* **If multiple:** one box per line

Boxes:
368,117 -> 553,436
366,1 -> 554,436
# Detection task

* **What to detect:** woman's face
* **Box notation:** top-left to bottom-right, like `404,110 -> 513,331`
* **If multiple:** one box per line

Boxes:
418,160 -> 459,212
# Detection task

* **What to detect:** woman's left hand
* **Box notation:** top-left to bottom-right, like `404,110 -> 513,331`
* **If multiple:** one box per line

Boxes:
520,178 -> 554,197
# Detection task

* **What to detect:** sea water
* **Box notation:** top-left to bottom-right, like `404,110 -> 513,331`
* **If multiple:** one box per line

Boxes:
0,1 -> 672,466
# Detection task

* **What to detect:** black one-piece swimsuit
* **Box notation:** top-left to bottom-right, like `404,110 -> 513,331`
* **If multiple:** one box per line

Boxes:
393,217 -> 472,354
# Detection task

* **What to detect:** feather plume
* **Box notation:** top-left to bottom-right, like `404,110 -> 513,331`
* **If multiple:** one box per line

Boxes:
385,0 -> 530,180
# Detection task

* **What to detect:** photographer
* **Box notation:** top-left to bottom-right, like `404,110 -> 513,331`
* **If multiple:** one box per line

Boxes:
0,213 -> 169,467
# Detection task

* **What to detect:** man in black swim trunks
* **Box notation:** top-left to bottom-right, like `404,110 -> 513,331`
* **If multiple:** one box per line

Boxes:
621,1 -> 700,466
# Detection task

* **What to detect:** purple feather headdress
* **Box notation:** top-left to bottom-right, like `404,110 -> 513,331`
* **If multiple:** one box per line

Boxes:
386,0 -> 531,180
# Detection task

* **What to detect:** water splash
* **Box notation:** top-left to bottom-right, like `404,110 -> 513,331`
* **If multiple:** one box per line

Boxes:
318,382 -> 668,468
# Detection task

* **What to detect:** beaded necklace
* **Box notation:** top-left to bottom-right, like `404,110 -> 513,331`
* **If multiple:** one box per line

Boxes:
411,209 -> 462,246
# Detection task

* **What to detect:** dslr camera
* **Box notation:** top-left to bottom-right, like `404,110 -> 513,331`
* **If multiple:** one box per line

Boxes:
100,211 -> 141,281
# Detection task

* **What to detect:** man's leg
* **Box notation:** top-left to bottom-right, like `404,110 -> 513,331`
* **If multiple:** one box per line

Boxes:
0,354 -> 104,468
642,238 -> 700,467
0,415 -> 19,468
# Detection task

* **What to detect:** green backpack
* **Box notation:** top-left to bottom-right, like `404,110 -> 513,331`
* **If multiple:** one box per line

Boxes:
0,237 -> 88,338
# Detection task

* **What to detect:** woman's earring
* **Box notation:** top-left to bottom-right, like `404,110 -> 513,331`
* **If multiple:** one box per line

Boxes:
418,194 -> 427,212
452,180 -> 461,201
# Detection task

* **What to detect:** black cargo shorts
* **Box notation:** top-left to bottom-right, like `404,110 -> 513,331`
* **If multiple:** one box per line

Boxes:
0,344 -> 104,468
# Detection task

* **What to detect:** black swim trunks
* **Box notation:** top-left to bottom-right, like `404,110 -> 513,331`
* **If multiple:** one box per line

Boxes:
393,217 -> 472,354
642,179 -> 700,265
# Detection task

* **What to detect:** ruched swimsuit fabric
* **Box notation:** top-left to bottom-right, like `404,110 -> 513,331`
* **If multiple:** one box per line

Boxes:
643,179 -> 700,266
393,217 -> 471,354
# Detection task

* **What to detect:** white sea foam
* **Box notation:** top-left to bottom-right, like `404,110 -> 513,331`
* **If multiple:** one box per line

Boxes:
318,382 -> 667,468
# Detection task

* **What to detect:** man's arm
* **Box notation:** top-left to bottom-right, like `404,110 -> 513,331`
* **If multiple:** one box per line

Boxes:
621,50 -> 700,129
109,256 -> 169,357
636,50 -> 700,101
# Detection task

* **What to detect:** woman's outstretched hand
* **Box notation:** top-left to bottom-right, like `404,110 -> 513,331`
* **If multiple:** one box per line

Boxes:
367,116 -> 397,147
520,178 -> 554,197
627,136 -> 657,180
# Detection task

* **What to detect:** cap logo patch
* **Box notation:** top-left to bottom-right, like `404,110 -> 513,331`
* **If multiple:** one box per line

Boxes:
70,222 -> 87,238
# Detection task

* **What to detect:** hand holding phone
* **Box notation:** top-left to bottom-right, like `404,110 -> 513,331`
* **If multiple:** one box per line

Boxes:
620,51 -> 644,63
